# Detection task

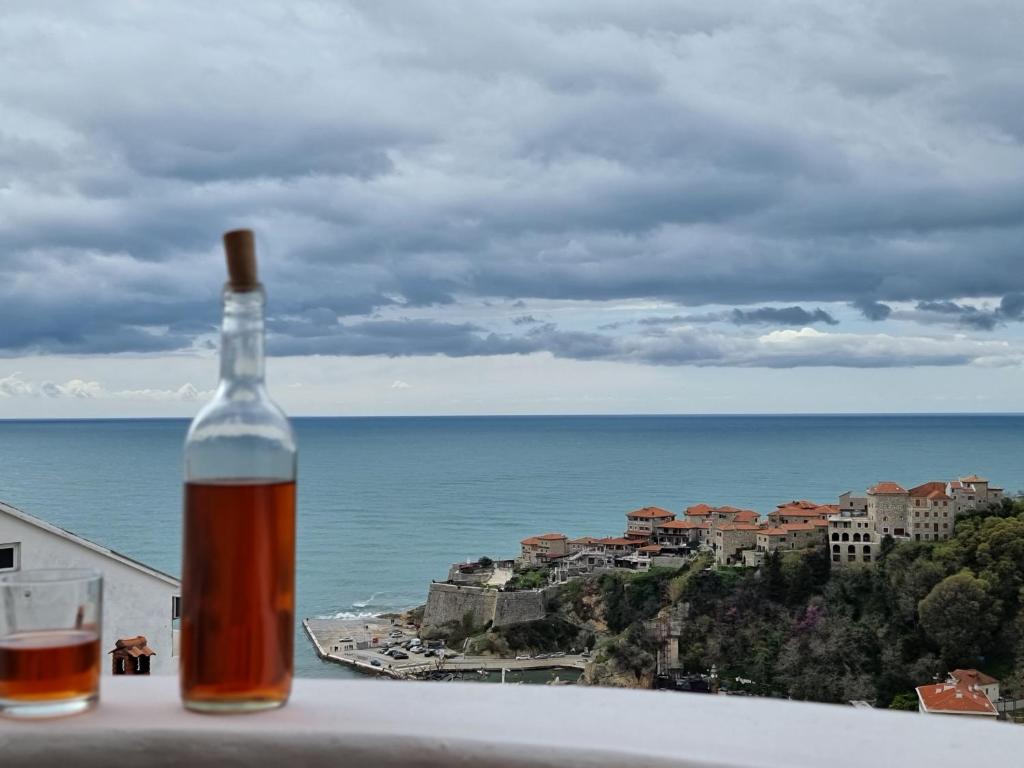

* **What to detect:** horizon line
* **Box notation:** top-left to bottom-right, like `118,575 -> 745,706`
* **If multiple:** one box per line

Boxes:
1,411 -> 1023,423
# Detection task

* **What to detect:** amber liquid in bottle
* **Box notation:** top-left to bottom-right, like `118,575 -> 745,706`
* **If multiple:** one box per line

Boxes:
0,629 -> 100,702
181,480 -> 295,708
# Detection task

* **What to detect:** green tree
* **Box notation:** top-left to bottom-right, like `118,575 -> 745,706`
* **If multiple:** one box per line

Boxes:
888,692 -> 919,711
918,571 -> 996,664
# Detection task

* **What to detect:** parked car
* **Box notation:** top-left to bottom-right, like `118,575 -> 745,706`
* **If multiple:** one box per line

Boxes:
422,649 -> 436,657
370,659 -> 382,667
515,655 -> 531,660
389,651 -> 409,660
410,647 -> 425,654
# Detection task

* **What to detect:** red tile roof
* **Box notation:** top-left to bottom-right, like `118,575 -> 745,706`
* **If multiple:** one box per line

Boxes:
731,510 -> 761,523
951,669 -> 999,687
656,520 -> 704,530
598,537 -> 642,546
774,507 -> 832,518
960,475 -> 988,483
916,683 -> 997,715
638,544 -> 662,553
626,506 -> 675,519
568,536 -> 601,545
521,533 -> 566,546
908,481 -> 947,498
716,523 -> 761,532
775,499 -> 823,510
868,481 -> 908,495
685,503 -> 713,516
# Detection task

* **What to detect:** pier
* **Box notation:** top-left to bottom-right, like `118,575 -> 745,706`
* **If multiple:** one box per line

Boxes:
303,617 -> 588,680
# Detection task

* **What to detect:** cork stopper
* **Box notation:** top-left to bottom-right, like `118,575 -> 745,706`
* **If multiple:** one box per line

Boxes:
222,229 -> 260,291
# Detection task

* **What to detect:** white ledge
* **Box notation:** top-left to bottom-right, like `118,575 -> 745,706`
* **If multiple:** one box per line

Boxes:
2,677 -> 1020,767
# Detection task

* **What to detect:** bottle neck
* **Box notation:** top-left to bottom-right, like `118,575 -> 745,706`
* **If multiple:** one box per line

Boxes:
219,286 -> 266,386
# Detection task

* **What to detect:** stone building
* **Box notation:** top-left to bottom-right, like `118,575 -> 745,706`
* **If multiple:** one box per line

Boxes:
867,482 -> 910,538
713,523 -> 761,566
518,533 -> 568,565
624,507 -> 675,540
567,536 -> 602,555
767,500 -> 835,526
949,475 -> 1004,515
654,519 -> 707,548
907,482 -> 954,542
827,511 -> 877,567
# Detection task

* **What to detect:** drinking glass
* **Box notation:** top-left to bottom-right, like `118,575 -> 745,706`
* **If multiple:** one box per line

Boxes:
0,569 -> 103,719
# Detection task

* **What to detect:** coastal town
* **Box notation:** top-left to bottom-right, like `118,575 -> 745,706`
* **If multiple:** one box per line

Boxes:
303,473 -> 1023,721
515,474 -> 1004,575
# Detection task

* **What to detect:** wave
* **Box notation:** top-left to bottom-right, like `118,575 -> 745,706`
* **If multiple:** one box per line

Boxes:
316,610 -> 381,620
352,591 -> 386,609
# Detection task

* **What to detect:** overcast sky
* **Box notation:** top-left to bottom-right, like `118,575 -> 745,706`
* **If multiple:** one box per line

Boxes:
2,1 -> 1024,417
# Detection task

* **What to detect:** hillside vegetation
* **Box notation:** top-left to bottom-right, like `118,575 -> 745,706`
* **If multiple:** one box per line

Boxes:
572,499 -> 1024,704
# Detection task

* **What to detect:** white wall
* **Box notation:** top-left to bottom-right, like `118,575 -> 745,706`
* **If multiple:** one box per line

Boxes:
0,505 -> 180,675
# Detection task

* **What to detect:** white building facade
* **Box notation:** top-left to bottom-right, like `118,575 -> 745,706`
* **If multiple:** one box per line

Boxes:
0,501 -> 180,675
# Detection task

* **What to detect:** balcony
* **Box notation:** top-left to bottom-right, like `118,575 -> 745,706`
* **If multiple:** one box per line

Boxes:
3,676 -> 1018,767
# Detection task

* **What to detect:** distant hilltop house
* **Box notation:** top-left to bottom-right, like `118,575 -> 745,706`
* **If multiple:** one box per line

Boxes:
0,500 -> 180,675
916,669 -> 1000,717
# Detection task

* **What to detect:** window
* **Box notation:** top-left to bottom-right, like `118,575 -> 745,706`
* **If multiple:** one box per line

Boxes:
0,542 -> 19,572
864,553 -> 872,562
831,532 -> 839,541
862,533 -> 870,542
863,545 -> 871,553
853,533 -> 861,542
832,544 -> 840,553
172,595 -> 182,621
847,545 -> 856,553
832,554 -> 840,562
841,533 -> 849,542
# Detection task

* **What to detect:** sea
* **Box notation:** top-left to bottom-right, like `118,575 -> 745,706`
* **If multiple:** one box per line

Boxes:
1,414 -> 1021,678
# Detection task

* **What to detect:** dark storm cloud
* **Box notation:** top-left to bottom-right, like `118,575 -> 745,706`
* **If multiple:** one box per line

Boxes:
511,315 -> 540,326
729,307 -> 838,326
639,306 -> 838,327
851,300 -> 893,322
2,1 -> 1024,366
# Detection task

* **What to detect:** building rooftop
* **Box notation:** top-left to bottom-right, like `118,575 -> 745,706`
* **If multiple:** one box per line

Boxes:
521,533 -> 567,545
0,500 -> 180,588
950,669 -> 998,687
960,475 -> 988,483
656,520 -> 705,530
867,482 -> 908,495
908,481 -> 949,499
915,683 -> 997,716
625,506 -> 675,519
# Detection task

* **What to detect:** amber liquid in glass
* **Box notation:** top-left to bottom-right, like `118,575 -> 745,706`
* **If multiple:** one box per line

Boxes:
181,480 -> 296,710
0,629 -> 100,702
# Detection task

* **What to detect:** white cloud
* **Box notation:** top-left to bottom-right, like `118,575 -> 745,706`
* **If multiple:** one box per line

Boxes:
390,380 -> 411,389
0,372 -> 210,401
0,372 -> 38,397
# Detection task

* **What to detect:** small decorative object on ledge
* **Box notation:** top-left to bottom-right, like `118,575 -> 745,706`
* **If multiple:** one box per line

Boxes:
109,636 -> 155,675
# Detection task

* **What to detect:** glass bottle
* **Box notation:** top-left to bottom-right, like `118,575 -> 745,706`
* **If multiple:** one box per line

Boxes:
180,229 -> 297,713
